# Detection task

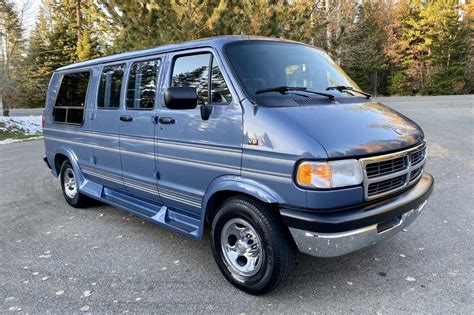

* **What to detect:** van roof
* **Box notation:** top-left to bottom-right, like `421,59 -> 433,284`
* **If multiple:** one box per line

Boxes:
56,35 -> 303,72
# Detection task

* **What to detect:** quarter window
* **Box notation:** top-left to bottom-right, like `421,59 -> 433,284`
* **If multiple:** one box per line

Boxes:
126,59 -> 161,110
171,53 -> 231,106
53,71 -> 90,125
211,57 -> 232,104
97,65 -> 125,109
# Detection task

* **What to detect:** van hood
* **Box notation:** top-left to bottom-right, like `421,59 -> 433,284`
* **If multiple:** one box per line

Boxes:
275,100 -> 424,158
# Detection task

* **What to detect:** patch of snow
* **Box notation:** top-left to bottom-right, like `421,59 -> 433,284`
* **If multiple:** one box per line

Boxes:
0,115 -> 43,145
0,115 -> 42,134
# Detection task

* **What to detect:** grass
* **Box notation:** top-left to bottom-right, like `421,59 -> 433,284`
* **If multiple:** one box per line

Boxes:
0,121 -> 42,142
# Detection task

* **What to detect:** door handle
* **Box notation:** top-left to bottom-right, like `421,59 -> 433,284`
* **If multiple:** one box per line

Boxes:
120,115 -> 133,122
158,117 -> 176,124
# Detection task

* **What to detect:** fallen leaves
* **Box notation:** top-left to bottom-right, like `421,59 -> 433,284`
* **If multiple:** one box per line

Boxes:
405,276 -> 416,282
39,254 -> 51,258
83,290 -> 92,298
80,305 -> 90,312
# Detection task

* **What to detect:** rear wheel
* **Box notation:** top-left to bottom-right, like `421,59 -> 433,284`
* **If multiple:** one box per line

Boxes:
211,196 -> 295,295
60,161 -> 90,208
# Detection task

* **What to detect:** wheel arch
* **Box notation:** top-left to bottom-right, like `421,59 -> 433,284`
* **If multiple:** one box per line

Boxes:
202,175 -> 284,224
52,147 -> 84,185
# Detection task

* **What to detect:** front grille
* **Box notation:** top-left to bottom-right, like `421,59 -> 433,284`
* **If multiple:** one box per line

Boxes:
410,146 -> 426,165
360,143 -> 427,200
366,156 -> 407,178
368,175 -> 406,197
409,167 -> 423,182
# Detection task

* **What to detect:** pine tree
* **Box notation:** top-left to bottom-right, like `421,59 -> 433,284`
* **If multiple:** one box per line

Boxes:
388,0 -> 432,95
340,1 -> 389,95
18,0 -> 105,108
422,0 -> 469,95
0,0 -> 26,115
465,1 -> 474,93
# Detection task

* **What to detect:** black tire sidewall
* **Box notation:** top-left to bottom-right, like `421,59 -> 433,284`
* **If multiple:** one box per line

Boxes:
211,199 -> 280,293
60,162 -> 80,207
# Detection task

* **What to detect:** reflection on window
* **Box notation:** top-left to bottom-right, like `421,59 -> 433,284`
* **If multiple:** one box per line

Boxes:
127,59 -> 160,110
171,53 -> 232,106
98,65 -> 124,109
172,54 -> 210,105
226,42 -> 360,98
211,58 -> 231,104
54,71 -> 90,124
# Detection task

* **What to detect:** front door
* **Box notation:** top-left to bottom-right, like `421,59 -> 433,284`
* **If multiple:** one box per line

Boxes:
156,50 -> 242,214
119,57 -> 162,202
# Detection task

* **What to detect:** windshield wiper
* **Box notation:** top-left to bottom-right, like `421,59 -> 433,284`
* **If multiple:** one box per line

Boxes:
326,85 -> 371,99
256,86 -> 335,101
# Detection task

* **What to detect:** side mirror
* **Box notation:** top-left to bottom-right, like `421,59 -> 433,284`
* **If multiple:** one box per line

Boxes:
164,87 -> 198,110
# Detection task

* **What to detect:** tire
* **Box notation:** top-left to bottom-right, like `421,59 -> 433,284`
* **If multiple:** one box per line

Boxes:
59,161 -> 90,208
211,196 -> 295,295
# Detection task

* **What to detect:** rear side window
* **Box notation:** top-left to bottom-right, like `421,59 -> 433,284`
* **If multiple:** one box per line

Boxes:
126,59 -> 161,110
97,65 -> 125,109
53,71 -> 90,125
171,53 -> 231,106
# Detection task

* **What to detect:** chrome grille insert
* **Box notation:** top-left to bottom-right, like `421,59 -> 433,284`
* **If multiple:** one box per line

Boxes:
360,143 -> 426,200
368,175 -> 406,196
366,156 -> 407,178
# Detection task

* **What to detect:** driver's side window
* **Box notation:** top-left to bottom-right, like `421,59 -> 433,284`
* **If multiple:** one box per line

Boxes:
171,53 -> 231,105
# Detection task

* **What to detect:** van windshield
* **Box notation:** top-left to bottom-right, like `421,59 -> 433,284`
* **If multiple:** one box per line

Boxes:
225,41 -> 361,101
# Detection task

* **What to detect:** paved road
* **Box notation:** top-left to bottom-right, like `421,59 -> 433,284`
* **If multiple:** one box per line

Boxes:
6,108 -> 43,117
1,96 -> 473,313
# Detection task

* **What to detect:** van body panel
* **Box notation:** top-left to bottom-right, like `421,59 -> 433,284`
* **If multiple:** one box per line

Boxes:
43,71 -> 95,179
241,101 -> 329,209
118,55 -> 165,202
119,109 -> 160,201
156,48 -> 243,215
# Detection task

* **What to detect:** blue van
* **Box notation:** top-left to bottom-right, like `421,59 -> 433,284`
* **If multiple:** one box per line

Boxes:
43,36 -> 433,294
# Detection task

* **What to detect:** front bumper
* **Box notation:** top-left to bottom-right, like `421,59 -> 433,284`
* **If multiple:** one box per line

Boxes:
281,172 -> 434,257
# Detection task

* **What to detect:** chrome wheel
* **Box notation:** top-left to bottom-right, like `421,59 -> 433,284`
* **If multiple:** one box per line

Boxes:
63,167 -> 77,199
220,218 -> 264,280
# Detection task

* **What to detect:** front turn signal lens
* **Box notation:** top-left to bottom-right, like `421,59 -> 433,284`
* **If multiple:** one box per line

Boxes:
296,160 -> 363,189
297,162 -> 332,188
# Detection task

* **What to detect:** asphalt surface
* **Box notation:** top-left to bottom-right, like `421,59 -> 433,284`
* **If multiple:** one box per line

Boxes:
1,95 -> 473,313
5,109 -> 43,117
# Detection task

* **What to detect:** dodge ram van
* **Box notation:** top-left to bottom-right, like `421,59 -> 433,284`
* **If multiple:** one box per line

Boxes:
43,36 -> 433,294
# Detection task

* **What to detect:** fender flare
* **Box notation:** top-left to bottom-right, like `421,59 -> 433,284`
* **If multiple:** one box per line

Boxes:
52,146 -> 86,187
201,175 -> 285,220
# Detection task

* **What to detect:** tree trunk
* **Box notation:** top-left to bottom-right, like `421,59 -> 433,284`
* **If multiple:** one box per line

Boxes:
373,71 -> 378,96
76,0 -> 82,46
326,0 -> 332,53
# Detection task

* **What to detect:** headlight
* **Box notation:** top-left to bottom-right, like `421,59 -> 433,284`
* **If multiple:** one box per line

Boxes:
296,159 -> 363,189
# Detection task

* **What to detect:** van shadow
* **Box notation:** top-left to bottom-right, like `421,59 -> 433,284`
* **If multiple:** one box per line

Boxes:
85,201 -> 405,300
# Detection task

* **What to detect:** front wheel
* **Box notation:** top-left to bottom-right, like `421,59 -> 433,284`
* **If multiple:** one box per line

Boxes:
211,196 -> 295,295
